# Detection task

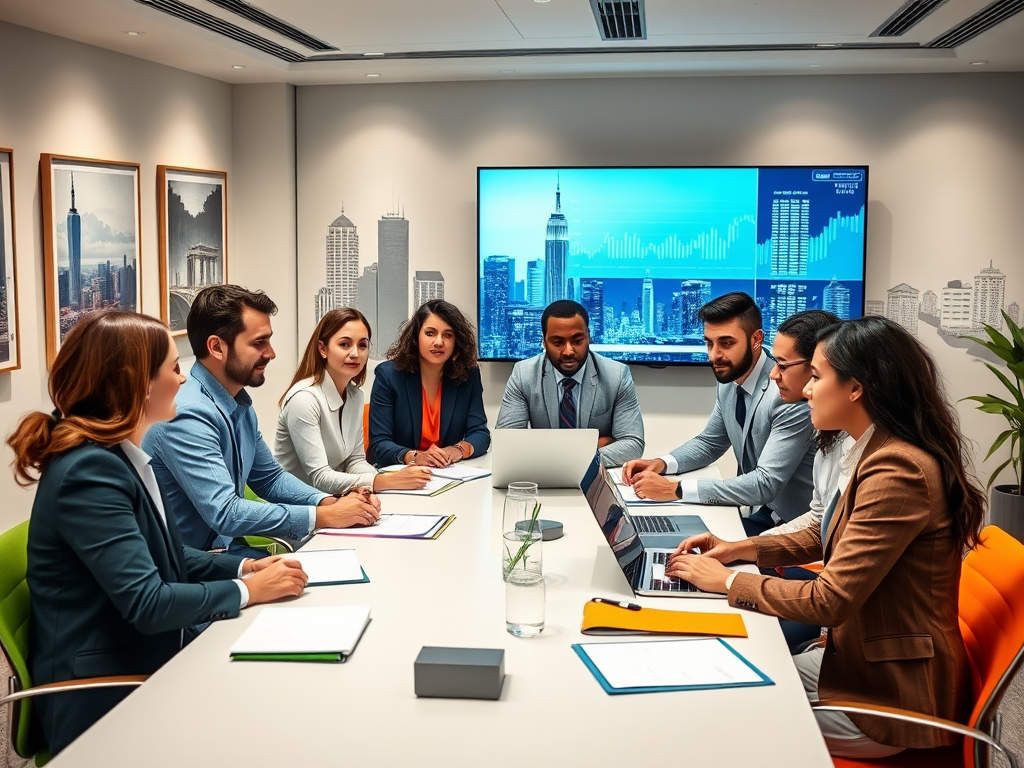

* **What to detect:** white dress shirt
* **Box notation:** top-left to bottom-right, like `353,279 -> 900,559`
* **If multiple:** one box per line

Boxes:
120,439 -> 248,608
660,349 -> 770,501
550,356 -> 588,415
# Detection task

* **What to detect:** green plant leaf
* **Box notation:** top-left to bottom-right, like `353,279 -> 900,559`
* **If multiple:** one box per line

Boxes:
1004,310 -> 1024,351
986,429 -> 1015,460
986,456 -> 1013,491
982,325 -> 1014,351
982,364 -> 1024,408
1009,361 -> 1024,381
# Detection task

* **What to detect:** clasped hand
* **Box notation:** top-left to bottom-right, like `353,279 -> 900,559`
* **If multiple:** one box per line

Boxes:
412,443 -> 461,467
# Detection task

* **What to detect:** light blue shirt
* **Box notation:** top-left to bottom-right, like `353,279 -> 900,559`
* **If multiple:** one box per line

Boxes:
143,361 -> 325,551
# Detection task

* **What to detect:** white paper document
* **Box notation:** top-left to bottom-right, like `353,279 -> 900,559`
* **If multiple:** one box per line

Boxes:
378,463 -> 491,482
579,639 -> 765,690
319,513 -> 448,537
230,605 -> 371,655
376,476 -> 460,496
283,549 -> 363,585
608,466 -> 720,504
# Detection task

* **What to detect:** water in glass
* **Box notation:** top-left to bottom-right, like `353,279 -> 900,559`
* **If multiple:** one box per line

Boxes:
503,530 -> 544,636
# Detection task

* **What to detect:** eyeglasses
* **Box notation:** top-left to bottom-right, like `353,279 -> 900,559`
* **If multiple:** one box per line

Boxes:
774,358 -> 810,373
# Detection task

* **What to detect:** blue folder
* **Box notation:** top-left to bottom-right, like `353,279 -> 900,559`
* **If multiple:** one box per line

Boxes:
572,638 -> 774,695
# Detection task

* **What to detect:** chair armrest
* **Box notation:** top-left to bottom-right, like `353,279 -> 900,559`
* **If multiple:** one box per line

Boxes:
1,675 -> 147,707
239,536 -> 296,555
812,699 -> 1017,768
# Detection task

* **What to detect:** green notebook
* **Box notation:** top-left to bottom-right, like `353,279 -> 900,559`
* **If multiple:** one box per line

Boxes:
229,606 -> 371,663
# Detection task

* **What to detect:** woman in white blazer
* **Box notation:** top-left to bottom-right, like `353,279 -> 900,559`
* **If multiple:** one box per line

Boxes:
274,308 -> 431,493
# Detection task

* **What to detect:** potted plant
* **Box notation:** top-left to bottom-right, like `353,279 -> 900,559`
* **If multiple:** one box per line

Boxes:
964,310 -> 1024,542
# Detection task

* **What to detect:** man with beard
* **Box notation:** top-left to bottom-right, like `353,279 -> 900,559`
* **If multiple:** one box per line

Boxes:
144,285 -> 380,555
621,292 -> 815,536
495,300 -> 644,467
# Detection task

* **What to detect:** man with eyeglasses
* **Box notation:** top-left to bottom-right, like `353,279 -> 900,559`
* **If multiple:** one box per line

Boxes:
622,295 -> 829,537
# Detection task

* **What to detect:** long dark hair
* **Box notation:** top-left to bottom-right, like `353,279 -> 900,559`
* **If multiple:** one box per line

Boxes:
387,300 -> 478,383
7,311 -> 170,486
816,316 -> 985,551
282,308 -> 371,405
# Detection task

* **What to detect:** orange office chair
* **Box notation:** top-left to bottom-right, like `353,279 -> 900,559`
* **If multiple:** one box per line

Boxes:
814,525 -> 1024,768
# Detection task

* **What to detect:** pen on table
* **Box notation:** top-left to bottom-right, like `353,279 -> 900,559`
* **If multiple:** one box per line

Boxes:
591,597 -> 641,611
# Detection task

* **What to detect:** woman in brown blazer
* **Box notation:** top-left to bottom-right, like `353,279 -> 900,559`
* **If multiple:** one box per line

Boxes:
667,316 -> 985,759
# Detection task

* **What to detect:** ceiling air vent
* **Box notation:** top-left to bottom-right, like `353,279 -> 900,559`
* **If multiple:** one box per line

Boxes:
871,0 -> 948,36
133,0 -> 305,61
205,0 -> 337,51
928,0 -> 1024,47
590,0 -> 647,41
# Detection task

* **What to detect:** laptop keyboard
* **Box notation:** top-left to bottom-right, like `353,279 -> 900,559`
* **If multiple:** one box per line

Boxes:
633,516 -> 677,534
649,551 -> 699,592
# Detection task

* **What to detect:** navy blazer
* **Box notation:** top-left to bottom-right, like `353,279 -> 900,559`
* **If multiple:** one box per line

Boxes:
27,443 -> 243,755
367,361 -> 491,467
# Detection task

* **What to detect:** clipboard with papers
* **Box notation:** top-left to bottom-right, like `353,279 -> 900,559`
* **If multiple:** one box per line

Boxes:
230,605 -> 371,663
282,549 -> 369,586
572,638 -> 773,695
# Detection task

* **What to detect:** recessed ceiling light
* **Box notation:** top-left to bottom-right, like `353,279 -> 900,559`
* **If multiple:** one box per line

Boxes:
363,52 -> 385,57
534,0 -> 551,3
232,64 -> 246,69
366,73 -> 381,78
971,60 -> 988,65
124,30 -> 143,36
499,69 -> 516,74
815,43 -> 839,48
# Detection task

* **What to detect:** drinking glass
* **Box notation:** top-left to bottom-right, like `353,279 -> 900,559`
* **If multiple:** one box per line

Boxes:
501,482 -> 539,539
503,529 -> 544,637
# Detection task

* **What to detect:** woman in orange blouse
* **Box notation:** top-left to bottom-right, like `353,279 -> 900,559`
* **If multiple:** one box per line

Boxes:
368,300 -> 490,468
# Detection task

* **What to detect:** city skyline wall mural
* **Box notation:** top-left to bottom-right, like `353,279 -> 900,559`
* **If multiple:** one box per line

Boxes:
42,155 -> 141,366
158,166 -> 227,335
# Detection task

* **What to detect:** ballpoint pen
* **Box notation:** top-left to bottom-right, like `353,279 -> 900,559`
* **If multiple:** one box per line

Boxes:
590,597 -> 641,611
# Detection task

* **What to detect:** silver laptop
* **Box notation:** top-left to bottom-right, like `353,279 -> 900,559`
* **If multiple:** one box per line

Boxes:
580,455 -> 726,599
490,428 -> 599,488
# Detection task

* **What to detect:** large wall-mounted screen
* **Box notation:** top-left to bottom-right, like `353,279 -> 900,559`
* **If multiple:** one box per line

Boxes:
477,166 -> 867,364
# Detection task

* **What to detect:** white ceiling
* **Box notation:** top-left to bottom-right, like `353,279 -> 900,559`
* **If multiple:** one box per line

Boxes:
1,0 -> 1022,84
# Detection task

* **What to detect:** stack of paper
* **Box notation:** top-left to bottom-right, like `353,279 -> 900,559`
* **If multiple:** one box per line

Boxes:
318,513 -> 454,539
282,549 -> 368,586
378,463 -> 492,485
230,605 -> 371,662
376,476 -> 462,496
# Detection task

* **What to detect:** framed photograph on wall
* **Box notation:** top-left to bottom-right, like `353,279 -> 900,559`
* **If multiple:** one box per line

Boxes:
0,149 -> 21,372
158,166 -> 227,335
41,154 -> 141,366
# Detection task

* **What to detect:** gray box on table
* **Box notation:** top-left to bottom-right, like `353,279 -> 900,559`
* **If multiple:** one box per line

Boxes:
414,646 -> 505,700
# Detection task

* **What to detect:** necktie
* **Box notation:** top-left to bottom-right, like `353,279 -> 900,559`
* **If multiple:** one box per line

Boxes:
734,384 -> 747,428
559,378 -> 577,429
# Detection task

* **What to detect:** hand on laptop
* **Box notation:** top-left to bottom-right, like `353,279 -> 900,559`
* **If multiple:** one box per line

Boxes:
620,458 -> 667,485
672,533 -> 757,565
631,472 -> 678,501
664,551 -> 731,594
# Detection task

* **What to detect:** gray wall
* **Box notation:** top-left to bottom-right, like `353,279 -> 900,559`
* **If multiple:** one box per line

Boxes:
295,73 -> 1024,483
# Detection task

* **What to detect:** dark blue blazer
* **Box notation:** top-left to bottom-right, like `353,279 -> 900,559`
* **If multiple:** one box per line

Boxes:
367,361 -> 490,467
27,442 -> 243,755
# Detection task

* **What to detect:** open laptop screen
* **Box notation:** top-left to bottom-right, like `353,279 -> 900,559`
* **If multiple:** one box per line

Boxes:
581,456 -> 644,586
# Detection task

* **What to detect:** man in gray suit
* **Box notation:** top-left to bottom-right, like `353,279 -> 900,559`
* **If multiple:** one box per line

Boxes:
495,300 -> 644,467
622,292 -> 815,535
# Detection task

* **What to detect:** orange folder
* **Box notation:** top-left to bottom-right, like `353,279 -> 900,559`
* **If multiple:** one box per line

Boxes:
581,600 -> 748,638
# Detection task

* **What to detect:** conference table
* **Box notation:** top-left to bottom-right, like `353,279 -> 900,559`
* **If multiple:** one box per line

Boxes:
52,456 -> 833,768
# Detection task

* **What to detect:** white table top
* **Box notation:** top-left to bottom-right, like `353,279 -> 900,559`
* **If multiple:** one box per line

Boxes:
52,458 -> 831,767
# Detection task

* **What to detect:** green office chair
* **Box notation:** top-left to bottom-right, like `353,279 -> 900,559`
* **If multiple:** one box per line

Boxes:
0,521 -> 146,766
237,486 -> 296,556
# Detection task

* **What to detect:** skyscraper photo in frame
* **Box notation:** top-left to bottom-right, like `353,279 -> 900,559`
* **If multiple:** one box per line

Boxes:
41,155 -> 142,366
477,166 -> 868,364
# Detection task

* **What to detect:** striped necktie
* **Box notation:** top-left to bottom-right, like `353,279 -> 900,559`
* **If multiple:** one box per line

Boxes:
559,378 -> 578,429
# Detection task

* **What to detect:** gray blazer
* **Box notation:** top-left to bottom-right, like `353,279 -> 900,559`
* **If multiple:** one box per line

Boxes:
669,352 -> 815,522
495,351 -> 644,467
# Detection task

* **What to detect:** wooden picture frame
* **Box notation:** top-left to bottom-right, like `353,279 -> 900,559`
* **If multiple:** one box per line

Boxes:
157,166 -> 227,335
0,149 -> 21,372
41,154 -> 142,366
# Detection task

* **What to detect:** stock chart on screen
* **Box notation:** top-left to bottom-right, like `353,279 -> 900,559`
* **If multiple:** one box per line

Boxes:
477,166 -> 867,365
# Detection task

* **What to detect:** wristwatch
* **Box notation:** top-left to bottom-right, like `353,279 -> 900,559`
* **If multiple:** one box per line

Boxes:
674,483 -> 683,500
408,450 -> 418,465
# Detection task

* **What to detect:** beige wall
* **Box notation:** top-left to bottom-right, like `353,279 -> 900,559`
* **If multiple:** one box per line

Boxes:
295,73 -> 1024,489
0,22 -> 233,531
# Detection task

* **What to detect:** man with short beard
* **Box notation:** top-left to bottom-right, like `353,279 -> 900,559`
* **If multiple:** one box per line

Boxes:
622,292 -> 815,536
144,285 -> 380,555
